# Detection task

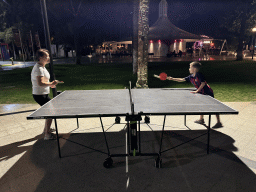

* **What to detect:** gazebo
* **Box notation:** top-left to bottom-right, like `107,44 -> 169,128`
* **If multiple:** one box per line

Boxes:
100,0 -> 214,57
147,0 -> 210,57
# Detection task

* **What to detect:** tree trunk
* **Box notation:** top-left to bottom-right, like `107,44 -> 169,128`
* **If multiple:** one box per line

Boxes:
74,30 -> 82,65
236,17 -> 246,61
75,47 -> 82,65
56,42 -> 59,58
133,0 -> 139,74
236,5 -> 248,61
136,0 -> 149,88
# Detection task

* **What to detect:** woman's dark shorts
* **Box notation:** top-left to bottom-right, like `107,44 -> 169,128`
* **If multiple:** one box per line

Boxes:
33,94 -> 51,106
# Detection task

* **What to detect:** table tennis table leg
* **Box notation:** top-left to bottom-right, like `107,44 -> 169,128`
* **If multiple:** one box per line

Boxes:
158,115 -> 166,156
184,115 -> 191,130
99,117 -> 110,156
127,122 -> 130,155
207,115 -> 211,154
77,118 -> 79,128
154,115 -> 166,168
138,121 -> 141,154
100,117 -> 115,168
54,118 -> 62,158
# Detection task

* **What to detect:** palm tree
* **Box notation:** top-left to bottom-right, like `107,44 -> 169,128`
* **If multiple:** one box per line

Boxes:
136,0 -> 149,88
132,0 -> 139,75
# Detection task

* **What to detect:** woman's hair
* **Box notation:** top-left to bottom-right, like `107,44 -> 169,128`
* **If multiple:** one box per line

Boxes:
36,49 -> 49,61
190,61 -> 202,70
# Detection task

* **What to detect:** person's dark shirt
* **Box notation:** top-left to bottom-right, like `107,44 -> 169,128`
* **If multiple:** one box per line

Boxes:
184,72 -> 214,97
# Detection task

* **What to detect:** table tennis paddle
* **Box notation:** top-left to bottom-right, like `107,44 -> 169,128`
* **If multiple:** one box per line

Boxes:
159,72 -> 167,81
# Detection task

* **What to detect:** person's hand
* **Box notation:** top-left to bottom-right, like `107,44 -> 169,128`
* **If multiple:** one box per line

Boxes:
190,90 -> 198,94
50,84 -> 56,88
167,76 -> 173,80
153,74 -> 160,79
51,80 -> 58,86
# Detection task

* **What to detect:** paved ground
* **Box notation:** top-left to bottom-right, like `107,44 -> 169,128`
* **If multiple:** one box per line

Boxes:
0,102 -> 255,192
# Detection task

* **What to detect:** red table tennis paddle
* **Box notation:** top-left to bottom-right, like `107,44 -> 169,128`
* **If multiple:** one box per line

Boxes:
159,72 -> 167,81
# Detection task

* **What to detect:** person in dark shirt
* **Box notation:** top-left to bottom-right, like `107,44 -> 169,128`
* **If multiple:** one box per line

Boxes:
166,61 -> 222,128
178,50 -> 183,57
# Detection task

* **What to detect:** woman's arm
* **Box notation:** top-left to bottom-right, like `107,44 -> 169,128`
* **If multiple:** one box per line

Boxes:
37,76 -> 58,87
167,77 -> 186,82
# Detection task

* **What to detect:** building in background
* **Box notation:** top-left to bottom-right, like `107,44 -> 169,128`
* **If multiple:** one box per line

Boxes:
98,0 -> 229,57
0,43 -> 10,60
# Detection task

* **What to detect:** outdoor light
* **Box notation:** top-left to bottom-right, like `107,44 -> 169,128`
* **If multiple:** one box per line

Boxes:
201,35 -> 209,38
252,27 -> 256,32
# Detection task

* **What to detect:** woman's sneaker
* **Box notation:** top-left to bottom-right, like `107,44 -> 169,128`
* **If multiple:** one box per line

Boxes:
44,133 -> 56,140
194,119 -> 205,125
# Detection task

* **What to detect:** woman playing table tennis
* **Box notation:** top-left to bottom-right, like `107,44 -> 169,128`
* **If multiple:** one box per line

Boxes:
31,49 -> 59,140
163,61 -> 222,128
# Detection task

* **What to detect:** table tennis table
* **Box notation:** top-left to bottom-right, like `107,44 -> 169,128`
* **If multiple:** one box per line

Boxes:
27,85 -> 238,168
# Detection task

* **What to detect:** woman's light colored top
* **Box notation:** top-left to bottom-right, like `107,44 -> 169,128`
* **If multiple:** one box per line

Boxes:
31,63 -> 50,95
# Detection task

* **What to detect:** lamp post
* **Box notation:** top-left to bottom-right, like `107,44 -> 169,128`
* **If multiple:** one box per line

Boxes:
252,27 -> 256,60
40,0 -> 57,97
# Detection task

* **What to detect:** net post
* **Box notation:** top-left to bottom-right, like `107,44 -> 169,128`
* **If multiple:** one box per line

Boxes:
131,102 -> 134,115
126,113 -> 130,155
128,81 -> 134,115
138,120 -> 141,154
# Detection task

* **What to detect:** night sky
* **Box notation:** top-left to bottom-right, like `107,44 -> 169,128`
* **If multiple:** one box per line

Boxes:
47,0 -> 243,42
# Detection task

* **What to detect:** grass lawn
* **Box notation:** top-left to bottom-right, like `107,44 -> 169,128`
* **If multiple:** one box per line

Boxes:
0,60 -> 255,104
0,64 -> 13,67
